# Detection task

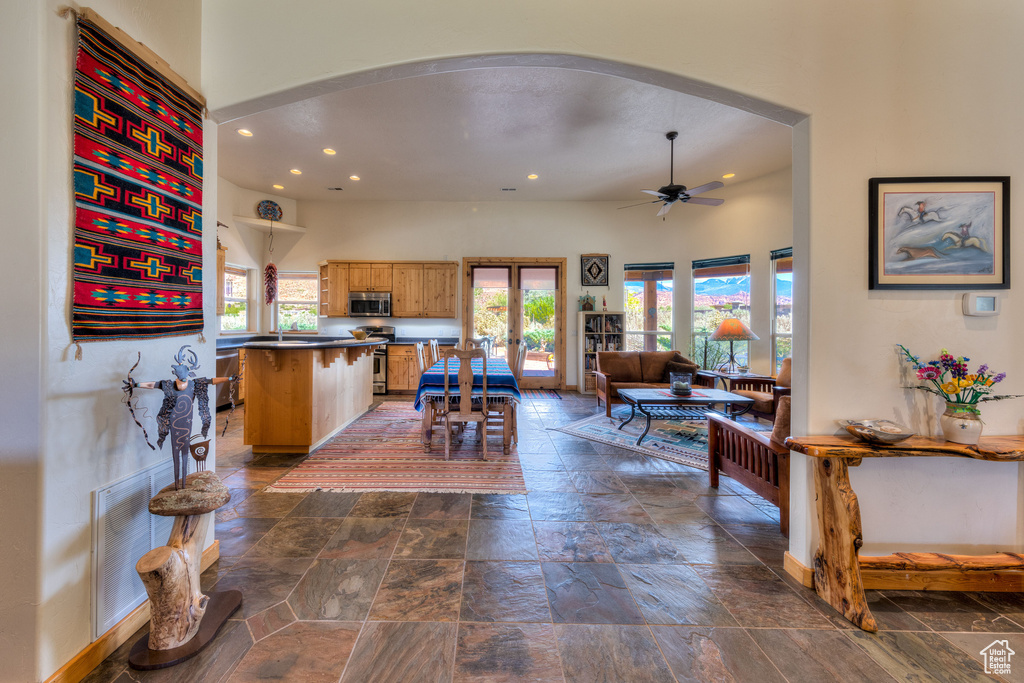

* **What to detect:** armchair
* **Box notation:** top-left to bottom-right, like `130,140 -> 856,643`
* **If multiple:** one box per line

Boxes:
730,357 -> 791,420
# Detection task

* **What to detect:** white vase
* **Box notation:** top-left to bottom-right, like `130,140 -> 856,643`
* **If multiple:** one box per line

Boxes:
940,402 -> 983,446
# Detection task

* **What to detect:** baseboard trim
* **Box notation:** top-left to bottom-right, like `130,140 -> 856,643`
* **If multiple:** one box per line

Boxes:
45,540 -> 221,683
784,551 -> 814,587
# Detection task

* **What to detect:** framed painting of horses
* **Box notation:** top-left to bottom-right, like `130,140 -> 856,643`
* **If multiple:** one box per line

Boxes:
869,176 -> 1009,289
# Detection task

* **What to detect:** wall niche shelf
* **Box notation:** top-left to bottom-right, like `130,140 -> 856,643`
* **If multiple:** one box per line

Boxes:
232,216 -> 306,235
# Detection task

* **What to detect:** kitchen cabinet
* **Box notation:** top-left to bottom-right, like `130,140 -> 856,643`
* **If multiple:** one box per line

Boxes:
423,263 -> 458,318
387,344 -> 420,392
216,246 -> 226,316
319,263 -> 349,316
350,263 -> 392,292
392,264 -> 424,317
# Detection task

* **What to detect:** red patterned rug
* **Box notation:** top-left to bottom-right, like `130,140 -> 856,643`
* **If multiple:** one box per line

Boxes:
265,402 -> 526,494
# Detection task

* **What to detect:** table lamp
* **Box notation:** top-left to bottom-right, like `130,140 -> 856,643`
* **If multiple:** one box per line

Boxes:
709,318 -> 759,373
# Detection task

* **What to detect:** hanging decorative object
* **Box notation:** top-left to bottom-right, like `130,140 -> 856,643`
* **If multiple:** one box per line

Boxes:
256,200 -> 283,221
258,200 -> 281,306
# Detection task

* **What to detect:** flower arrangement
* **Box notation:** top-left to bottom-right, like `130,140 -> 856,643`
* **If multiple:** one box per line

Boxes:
898,345 -> 1020,408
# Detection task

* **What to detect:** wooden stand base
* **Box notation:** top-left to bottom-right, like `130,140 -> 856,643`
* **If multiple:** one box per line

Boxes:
128,590 -> 242,670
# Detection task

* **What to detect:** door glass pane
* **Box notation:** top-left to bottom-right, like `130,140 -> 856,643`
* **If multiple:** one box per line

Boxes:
520,267 -> 556,377
471,266 -> 509,358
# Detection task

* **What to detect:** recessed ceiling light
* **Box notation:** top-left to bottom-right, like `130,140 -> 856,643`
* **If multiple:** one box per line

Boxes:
349,175 -> 360,181
236,128 -> 253,137
290,169 -> 302,175
272,184 -> 284,189
722,173 -> 736,179
527,174 -> 539,180
323,148 -> 336,155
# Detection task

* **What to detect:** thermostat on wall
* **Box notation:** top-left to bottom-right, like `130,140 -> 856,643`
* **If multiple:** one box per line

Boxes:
962,293 -> 1000,316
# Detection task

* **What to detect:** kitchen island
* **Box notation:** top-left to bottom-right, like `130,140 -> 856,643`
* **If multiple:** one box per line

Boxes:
241,338 -> 387,453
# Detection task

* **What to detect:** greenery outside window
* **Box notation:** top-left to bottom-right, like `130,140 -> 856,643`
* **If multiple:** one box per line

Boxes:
624,263 -> 674,352
221,265 -> 249,332
277,272 -> 319,331
771,248 -> 793,374
691,255 -> 751,369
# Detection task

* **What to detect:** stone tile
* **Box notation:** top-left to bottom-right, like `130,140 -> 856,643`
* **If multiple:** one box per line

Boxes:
657,522 -> 762,565
369,559 -> 465,621
542,562 -> 644,625
555,624 -> 675,682
566,470 -> 629,494
595,522 -> 683,564
221,466 -> 285,488
214,517 -> 279,558
526,491 -> 588,521
246,517 -> 341,558
287,558 -> 389,621
938,632 -> 1024,681
461,561 -> 550,623
410,492 -> 472,519
616,473 -> 687,496
579,493 -> 653,523
533,521 -> 614,563
652,625 -> 786,683
883,590 -> 1024,633
631,491 -> 702,524
717,522 -> 789,565
522,469 -> 577,492
553,440 -> 599,456
967,591 -> 1024,626
348,491 -> 417,517
226,621 -> 360,683
845,630 -> 995,682
319,517 -> 404,559
246,601 -> 296,641
286,491 -> 361,517
250,452 -> 308,468
603,453 -> 673,475
557,451 -> 610,470
747,628 -> 898,683
517,451 -> 565,469
121,619 -> 253,682
467,520 -> 539,560
619,564 -> 737,626
233,491 -> 307,518
342,621 -> 457,682
471,493 -> 531,519
212,557 -> 313,618
454,623 -> 563,683
394,519 -> 469,559
692,564 -> 832,629
695,494 -> 776,526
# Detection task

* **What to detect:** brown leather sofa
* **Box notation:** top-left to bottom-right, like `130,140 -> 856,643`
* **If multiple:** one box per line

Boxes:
594,350 -> 699,417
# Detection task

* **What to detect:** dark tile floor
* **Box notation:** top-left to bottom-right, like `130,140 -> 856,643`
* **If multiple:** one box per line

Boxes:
85,394 -> 1022,682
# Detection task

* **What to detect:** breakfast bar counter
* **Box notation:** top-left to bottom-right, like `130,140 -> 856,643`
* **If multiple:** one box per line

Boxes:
242,338 -> 387,453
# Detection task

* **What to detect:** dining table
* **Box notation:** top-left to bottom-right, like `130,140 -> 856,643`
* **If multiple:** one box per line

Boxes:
414,356 -> 522,454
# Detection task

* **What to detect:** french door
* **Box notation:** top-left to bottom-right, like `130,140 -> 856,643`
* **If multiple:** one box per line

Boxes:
463,258 -> 566,390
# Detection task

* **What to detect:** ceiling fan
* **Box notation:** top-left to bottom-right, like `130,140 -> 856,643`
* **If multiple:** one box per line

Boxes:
621,131 -> 725,218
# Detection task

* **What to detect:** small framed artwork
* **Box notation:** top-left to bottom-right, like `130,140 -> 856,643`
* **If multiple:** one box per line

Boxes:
581,253 -> 609,287
868,176 -> 1010,289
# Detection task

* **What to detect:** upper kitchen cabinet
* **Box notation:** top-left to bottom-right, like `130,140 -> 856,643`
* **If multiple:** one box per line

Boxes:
423,263 -> 458,318
350,263 -> 392,292
392,264 -> 424,317
319,263 -> 349,316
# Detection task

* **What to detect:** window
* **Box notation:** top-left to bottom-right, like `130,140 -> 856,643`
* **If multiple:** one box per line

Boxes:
277,272 -> 319,331
221,265 -> 249,332
691,255 -> 751,369
624,262 -> 673,352
771,248 -> 793,373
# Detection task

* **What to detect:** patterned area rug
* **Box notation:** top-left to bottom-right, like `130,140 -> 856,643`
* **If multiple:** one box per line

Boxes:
521,388 -> 562,400
552,408 -> 771,471
266,402 -> 526,494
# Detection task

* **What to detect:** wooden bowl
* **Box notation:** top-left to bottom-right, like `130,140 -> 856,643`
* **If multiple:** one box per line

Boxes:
349,329 -> 368,340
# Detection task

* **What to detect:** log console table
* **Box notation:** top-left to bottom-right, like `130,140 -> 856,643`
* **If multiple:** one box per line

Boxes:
785,434 -> 1024,632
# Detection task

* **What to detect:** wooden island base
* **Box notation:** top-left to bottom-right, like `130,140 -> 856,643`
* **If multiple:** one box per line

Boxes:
788,435 -> 1024,632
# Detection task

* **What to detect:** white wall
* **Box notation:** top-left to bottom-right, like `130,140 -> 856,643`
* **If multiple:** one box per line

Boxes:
202,0 -> 1024,565
256,168 -> 792,384
1,2 -> 207,680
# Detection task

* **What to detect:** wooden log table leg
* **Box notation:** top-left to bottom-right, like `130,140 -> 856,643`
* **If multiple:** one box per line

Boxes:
422,400 -> 433,452
503,403 -> 512,455
812,456 -> 877,632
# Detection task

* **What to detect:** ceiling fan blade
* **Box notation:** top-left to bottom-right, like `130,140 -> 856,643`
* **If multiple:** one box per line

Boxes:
656,201 -> 675,217
685,181 -> 725,196
618,200 -> 663,210
685,196 -> 725,206
641,189 -> 668,198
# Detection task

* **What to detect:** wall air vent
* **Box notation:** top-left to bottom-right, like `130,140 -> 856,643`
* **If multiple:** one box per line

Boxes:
501,188 -> 517,192
327,187 -> 344,191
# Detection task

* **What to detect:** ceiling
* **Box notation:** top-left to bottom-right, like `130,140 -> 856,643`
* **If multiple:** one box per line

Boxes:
217,67 -> 792,204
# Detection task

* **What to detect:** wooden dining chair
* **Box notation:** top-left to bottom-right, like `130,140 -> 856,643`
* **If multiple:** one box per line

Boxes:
439,348 -> 491,460
513,343 -> 528,381
414,341 -> 427,376
428,339 -> 440,367
462,337 -> 491,356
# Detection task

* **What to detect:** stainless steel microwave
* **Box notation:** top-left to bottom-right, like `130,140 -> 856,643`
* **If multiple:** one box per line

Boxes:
349,291 -> 391,317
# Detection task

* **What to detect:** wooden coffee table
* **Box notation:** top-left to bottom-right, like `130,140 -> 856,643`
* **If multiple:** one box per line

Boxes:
616,388 -> 754,446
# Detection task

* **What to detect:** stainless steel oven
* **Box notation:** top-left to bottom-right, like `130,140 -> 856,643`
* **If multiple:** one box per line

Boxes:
349,291 -> 391,317
359,325 -> 394,394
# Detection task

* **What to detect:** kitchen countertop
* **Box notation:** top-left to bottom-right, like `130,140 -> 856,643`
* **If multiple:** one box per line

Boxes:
241,337 -> 389,350
393,337 -> 460,345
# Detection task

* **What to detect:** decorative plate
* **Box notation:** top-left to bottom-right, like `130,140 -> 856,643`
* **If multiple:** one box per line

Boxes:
256,200 -> 283,222
837,419 -> 915,445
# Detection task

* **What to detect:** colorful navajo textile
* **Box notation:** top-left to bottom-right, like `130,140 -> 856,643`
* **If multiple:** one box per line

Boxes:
521,388 -> 562,400
266,402 -> 527,494
72,19 -> 204,341
414,358 -> 522,410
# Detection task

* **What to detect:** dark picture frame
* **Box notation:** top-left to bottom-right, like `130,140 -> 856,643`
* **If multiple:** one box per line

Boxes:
580,253 -> 609,287
868,176 -> 1010,289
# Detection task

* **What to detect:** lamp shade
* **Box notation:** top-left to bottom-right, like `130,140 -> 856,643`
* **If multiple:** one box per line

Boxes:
709,318 -> 759,342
